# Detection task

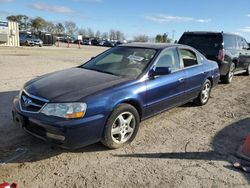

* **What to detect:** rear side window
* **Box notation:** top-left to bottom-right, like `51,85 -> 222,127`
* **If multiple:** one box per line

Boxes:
180,49 -> 199,67
178,34 -> 222,55
223,35 -> 237,49
237,36 -> 249,49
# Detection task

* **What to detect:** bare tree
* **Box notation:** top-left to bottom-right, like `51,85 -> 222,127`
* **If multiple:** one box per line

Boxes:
133,34 -> 149,42
95,30 -> 101,39
78,28 -> 86,37
55,22 -> 65,36
115,30 -> 125,41
101,32 -> 109,40
64,21 -> 78,36
45,22 -> 56,34
87,28 -> 94,38
109,29 -> 116,41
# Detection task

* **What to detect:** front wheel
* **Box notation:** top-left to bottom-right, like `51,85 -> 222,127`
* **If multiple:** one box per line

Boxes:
101,104 -> 140,149
221,63 -> 235,84
194,79 -> 212,106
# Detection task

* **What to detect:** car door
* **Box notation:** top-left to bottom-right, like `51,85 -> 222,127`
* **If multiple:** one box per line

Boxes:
178,47 -> 207,101
144,47 -> 186,117
237,36 -> 250,70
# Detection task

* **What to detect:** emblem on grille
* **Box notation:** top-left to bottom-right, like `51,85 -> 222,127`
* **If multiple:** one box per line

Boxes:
22,95 -> 33,107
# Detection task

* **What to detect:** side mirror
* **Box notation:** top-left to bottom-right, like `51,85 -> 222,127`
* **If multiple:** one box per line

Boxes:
149,67 -> 171,78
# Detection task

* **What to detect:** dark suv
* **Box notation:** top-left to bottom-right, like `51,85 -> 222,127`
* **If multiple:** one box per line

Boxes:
179,32 -> 250,83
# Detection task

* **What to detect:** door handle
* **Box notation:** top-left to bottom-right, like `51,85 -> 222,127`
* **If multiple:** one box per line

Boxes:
178,78 -> 185,82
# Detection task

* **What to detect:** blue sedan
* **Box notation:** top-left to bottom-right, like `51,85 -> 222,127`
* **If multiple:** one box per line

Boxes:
12,43 -> 220,149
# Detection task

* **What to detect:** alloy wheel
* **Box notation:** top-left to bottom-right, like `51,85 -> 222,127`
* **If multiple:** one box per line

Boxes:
111,112 -> 135,144
228,63 -> 235,82
201,82 -> 211,103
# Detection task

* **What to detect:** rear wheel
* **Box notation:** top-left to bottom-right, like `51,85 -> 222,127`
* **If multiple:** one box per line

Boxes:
194,79 -> 212,106
221,63 -> 235,84
101,104 -> 140,149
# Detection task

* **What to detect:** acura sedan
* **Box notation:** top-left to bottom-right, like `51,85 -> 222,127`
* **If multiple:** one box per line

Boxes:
12,43 -> 220,149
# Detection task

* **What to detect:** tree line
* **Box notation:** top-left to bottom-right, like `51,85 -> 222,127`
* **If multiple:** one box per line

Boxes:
6,14 -> 172,43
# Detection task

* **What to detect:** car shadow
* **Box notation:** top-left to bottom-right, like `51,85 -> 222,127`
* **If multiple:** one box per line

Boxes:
114,118 -> 250,182
0,90 -> 108,164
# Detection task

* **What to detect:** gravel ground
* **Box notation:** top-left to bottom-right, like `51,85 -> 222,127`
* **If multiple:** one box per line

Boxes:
0,45 -> 250,188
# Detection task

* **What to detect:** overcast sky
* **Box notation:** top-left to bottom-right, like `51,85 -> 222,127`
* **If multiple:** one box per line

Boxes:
0,0 -> 250,41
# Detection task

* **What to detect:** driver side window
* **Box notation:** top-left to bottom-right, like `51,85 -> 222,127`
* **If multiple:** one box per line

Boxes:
155,48 -> 181,72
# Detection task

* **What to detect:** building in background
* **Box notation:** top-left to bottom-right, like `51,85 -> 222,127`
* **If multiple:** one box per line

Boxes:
0,21 -> 19,47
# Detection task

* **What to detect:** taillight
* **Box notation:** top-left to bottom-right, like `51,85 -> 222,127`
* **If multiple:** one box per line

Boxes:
218,48 -> 225,61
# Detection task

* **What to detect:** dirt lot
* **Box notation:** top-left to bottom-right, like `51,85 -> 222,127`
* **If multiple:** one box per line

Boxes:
0,45 -> 250,188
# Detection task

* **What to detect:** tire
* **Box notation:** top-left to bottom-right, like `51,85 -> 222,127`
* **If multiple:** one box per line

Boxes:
194,79 -> 212,106
101,103 -> 140,149
221,63 -> 235,84
244,63 -> 250,76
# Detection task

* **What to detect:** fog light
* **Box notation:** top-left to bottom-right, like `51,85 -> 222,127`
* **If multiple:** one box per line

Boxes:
46,132 -> 65,141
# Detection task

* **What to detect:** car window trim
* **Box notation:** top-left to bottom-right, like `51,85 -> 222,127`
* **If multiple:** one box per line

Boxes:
177,47 -> 203,70
150,47 -> 184,73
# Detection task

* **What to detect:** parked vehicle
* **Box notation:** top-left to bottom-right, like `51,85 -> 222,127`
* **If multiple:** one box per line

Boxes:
59,37 -> 75,43
115,41 -> 123,46
98,40 -> 106,46
102,40 -> 115,47
12,43 -> 219,149
20,35 -> 43,47
83,39 -> 91,45
179,32 -> 250,83
74,39 -> 83,45
91,39 -> 99,46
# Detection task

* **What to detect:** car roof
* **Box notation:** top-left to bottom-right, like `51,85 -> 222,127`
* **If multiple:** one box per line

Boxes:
182,31 -> 243,37
121,43 -> 182,50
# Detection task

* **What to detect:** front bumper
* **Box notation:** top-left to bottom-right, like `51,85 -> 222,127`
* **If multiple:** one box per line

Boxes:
32,41 -> 43,46
12,96 -> 105,149
212,72 -> 220,87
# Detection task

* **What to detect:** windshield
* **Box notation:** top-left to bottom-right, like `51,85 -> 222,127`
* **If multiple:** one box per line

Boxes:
179,34 -> 222,56
82,46 -> 157,78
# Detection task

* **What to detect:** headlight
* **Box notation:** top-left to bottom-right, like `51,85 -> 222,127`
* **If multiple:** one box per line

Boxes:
41,103 -> 87,119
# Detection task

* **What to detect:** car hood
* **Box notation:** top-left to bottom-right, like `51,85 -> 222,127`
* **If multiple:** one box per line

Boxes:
24,68 -> 130,102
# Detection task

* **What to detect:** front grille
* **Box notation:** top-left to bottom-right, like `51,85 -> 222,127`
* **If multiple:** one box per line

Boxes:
20,90 -> 48,113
